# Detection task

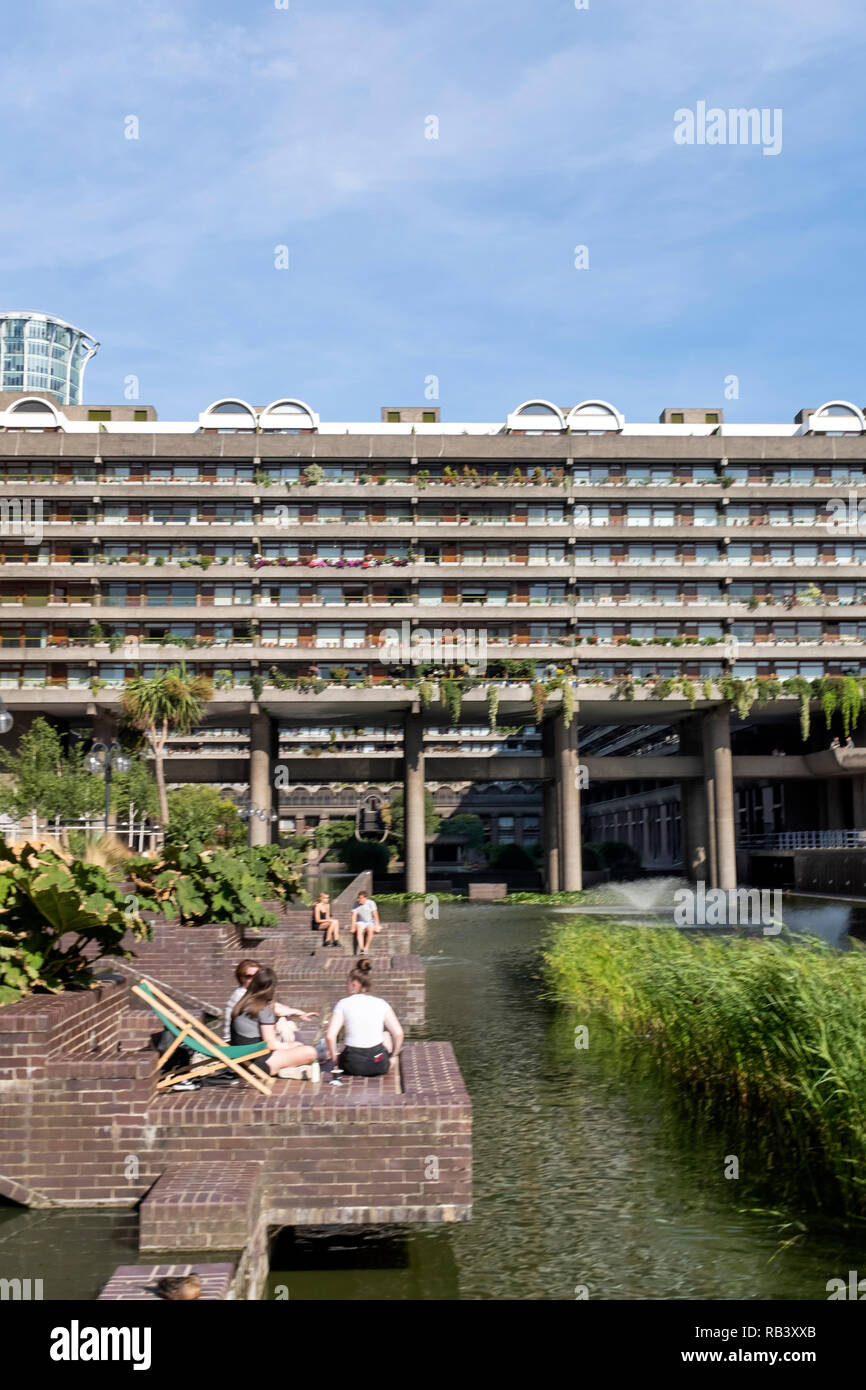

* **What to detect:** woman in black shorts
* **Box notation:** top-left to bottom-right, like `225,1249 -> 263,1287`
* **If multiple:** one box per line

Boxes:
324,959 -> 404,1077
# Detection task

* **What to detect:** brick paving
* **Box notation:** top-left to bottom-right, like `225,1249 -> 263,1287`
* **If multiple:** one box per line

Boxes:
98,1263 -> 235,1300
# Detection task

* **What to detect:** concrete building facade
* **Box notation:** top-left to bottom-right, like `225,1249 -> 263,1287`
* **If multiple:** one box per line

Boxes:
3,388 -> 866,889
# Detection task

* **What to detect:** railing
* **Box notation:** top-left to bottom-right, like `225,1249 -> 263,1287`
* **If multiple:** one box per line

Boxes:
742,830 -> 866,850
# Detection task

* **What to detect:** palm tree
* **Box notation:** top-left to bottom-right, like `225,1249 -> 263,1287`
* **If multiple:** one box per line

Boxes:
119,664 -> 213,825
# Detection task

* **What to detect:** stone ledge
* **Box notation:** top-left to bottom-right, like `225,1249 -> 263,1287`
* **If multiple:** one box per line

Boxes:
98,1262 -> 235,1300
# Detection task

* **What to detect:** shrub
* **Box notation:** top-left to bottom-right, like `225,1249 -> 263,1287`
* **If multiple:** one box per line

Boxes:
0,837 -> 152,1003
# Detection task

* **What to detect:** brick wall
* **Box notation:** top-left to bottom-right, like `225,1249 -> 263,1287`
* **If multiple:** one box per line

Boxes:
0,985 -> 472,1231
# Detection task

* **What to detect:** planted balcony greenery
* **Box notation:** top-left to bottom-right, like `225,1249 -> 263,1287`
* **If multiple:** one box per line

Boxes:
0,836 -> 153,1004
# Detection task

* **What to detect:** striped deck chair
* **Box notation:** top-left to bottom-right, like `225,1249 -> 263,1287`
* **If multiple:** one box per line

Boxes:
131,978 -> 275,1096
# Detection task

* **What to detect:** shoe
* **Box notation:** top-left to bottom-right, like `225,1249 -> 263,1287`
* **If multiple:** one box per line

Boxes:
170,1080 -> 200,1091
277,1062 -> 320,1083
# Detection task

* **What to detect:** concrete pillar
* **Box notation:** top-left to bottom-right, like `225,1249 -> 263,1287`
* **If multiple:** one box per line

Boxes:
678,717 -> 711,882
852,778 -> 866,828
824,780 -> 846,831
553,711 -> 582,891
249,710 -> 273,846
403,711 -> 426,894
680,780 -> 710,882
542,779 -> 560,893
705,706 -> 736,890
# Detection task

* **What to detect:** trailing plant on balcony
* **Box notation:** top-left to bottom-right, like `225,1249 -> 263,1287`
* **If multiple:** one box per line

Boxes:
613,675 -> 636,702
250,673 -> 264,700
486,685 -> 499,731
0,836 -> 153,1004
419,677 -> 435,710
783,676 -> 813,741
88,621 -> 105,643
840,675 -> 862,738
530,680 -> 548,724
720,676 -> 758,722
415,469 -> 430,489
441,677 -> 462,725
678,676 -> 697,710
702,679 -> 714,701
303,464 -> 324,486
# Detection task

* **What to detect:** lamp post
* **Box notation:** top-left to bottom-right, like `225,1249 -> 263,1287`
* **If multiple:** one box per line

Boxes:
237,799 -> 278,846
0,698 -> 13,736
85,740 -> 131,832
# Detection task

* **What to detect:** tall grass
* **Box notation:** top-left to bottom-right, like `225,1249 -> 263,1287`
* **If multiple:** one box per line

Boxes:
544,919 -> 866,1219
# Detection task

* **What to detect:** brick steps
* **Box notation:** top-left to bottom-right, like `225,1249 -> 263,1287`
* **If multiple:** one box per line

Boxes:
139,1162 -> 263,1252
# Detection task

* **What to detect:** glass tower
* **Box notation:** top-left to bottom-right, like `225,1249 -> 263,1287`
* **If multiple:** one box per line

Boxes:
0,311 -> 99,405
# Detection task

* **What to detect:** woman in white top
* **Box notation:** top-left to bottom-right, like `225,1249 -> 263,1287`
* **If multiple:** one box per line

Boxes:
325,959 -> 404,1076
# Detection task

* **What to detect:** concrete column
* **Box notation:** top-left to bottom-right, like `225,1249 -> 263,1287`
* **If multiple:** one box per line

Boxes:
678,717 -> 711,882
705,706 -> 736,890
851,778 -> 866,828
249,710 -> 273,846
542,779 -> 560,893
824,780 -> 846,831
553,711 -> 582,891
403,711 -> 426,894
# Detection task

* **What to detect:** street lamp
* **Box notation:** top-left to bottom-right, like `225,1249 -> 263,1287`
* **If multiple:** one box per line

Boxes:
85,740 -> 132,832
0,698 -> 13,736
237,799 -> 278,844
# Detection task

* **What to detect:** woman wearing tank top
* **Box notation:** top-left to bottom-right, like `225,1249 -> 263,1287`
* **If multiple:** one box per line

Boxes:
325,959 -> 404,1076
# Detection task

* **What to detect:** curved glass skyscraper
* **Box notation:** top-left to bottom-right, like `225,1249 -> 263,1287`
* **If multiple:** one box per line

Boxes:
0,311 -> 99,405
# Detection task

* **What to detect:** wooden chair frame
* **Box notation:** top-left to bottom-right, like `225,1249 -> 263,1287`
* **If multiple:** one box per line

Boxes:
132,978 -> 275,1096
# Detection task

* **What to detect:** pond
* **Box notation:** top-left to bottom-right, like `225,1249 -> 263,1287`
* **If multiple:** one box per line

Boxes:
1,896 -> 862,1299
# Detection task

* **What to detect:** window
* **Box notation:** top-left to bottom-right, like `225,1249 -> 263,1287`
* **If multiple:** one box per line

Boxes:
670,412 -> 684,424
88,409 -> 111,421
705,412 -> 719,424
422,412 -> 436,423
134,410 -> 147,421
387,411 -> 401,423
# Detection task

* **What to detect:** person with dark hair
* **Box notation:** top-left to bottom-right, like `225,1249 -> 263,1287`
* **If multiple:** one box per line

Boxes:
231,966 -> 319,1081
222,959 -> 317,1044
324,959 -> 404,1077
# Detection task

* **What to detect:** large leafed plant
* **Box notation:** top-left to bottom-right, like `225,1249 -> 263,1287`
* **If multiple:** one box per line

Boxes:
0,837 -> 153,1004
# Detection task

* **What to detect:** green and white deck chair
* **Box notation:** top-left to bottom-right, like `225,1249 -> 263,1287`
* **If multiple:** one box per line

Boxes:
131,977 -> 275,1096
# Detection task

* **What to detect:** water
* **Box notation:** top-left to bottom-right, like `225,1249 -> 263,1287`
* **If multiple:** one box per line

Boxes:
266,902 -> 865,1300
2,899 -> 863,1300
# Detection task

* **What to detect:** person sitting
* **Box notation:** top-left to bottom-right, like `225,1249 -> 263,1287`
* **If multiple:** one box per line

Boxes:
350,890 -> 381,954
223,959 -> 318,1049
325,958 -> 404,1077
313,892 -> 341,947
230,966 -> 320,1081
830,736 -> 841,751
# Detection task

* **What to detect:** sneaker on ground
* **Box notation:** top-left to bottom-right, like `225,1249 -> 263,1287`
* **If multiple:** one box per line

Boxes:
277,1062 -> 320,1083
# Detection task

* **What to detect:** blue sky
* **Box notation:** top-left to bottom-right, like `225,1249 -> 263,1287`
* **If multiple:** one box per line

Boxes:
2,0 -> 865,423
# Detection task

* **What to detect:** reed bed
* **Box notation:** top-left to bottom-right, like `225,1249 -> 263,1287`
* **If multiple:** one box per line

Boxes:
544,919 -> 866,1218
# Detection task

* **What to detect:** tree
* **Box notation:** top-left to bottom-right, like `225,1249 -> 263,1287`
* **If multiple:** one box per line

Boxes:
164,785 -> 244,848
119,665 -> 212,825
109,760 -> 160,821
0,717 -> 103,823
386,788 -> 440,848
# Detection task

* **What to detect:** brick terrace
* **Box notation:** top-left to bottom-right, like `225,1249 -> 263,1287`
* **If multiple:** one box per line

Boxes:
0,980 -> 471,1240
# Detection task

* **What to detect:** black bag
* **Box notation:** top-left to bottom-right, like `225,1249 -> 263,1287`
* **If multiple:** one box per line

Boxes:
150,1028 -> 194,1072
